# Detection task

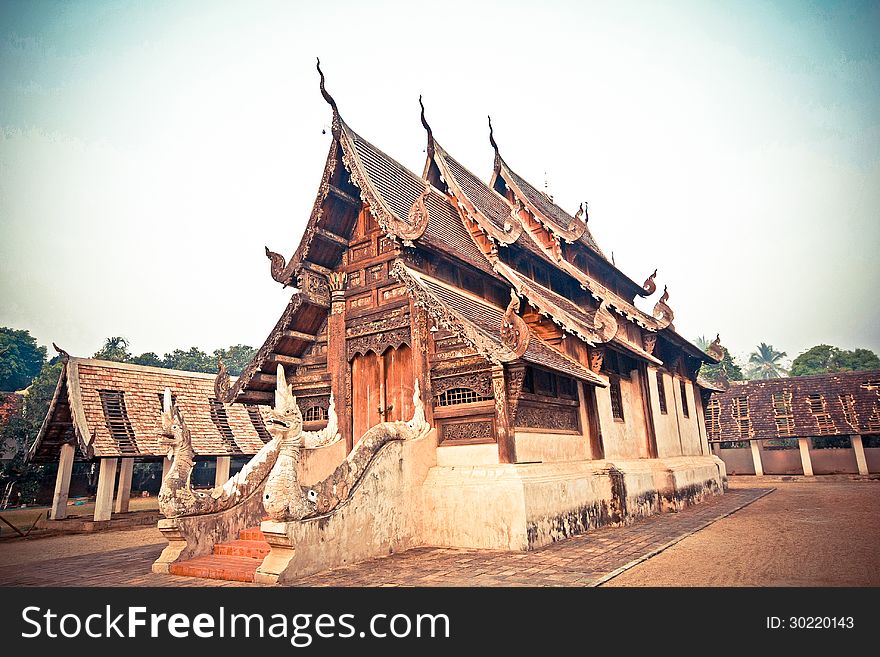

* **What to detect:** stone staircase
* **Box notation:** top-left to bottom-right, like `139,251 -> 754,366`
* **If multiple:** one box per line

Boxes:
168,526 -> 270,583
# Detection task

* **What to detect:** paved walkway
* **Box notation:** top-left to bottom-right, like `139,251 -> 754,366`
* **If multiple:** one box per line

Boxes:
0,487 -> 770,587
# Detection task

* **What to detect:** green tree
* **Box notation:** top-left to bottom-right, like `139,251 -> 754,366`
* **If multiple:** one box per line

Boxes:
0,327 -> 47,391
213,344 -> 257,376
163,347 -> 214,373
747,342 -> 789,379
93,336 -> 131,363
791,344 -> 880,376
130,352 -> 163,367
0,360 -> 63,504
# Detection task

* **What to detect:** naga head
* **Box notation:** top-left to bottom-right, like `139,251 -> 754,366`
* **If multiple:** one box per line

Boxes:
265,364 -> 303,440
159,387 -> 189,459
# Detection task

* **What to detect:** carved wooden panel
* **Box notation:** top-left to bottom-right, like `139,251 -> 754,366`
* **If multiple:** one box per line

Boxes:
347,327 -> 411,361
432,371 -> 493,398
346,306 -> 410,337
296,270 -> 330,306
349,241 -> 375,263
378,235 -> 396,254
347,292 -> 372,312
515,403 -> 580,432
440,419 -> 495,444
380,285 -> 407,303
366,263 -> 385,284
297,395 -> 330,415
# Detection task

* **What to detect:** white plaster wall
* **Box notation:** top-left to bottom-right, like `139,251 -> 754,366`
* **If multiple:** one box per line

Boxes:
647,367 -> 684,458
260,428 -> 439,584
436,443 -> 499,466
300,439 -> 347,486
673,378 -> 704,456
595,370 -> 650,459
514,431 -> 589,463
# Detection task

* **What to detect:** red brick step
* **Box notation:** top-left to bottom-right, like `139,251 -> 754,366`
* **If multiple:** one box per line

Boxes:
213,539 -> 270,559
167,526 -> 270,583
169,555 -> 260,582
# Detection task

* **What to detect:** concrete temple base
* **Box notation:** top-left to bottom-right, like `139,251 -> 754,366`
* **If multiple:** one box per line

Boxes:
254,435 -> 725,584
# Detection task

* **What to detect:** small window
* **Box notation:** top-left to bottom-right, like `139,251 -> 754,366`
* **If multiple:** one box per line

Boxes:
656,371 -> 667,414
99,390 -> 138,455
210,398 -> 242,453
706,397 -> 721,439
303,405 -> 329,422
609,378 -> 624,421
679,380 -> 689,418
246,407 -> 272,443
157,391 -> 178,411
772,391 -> 795,436
436,388 -> 490,407
807,394 -> 836,435
732,395 -> 751,439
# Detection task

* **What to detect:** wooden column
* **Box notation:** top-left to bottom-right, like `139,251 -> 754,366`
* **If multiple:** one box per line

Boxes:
327,272 -> 351,452
408,300 -> 434,427
851,435 -> 869,475
94,458 -> 118,522
50,443 -> 76,520
750,439 -> 764,476
798,437 -> 814,476
637,365 -> 659,459
214,456 -> 231,487
114,458 -> 134,513
492,365 -> 517,464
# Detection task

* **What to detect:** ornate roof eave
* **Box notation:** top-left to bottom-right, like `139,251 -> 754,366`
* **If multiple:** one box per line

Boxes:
265,136 -> 340,287
493,260 -> 608,346
511,219 -> 663,331
227,293 -> 305,403
390,260 -> 521,365
27,354 -> 94,462
432,143 -> 522,246
487,116 -> 586,244
336,120 -> 430,246
498,163 -> 588,245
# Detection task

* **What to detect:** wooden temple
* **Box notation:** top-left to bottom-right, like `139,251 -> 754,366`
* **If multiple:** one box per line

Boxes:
221,64 -> 718,470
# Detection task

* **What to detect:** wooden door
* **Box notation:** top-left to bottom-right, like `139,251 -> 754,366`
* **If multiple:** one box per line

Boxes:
350,344 -> 413,440
383,344 -> 413,423
351,351 -> 382,441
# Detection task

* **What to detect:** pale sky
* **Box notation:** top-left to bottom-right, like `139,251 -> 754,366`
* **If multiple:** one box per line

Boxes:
1,0 -> 878,368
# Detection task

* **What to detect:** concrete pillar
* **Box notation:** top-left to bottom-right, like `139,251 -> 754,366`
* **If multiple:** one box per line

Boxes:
161,456 -> 172,481
50,443 -> 76,520
798,437 -> 814,476
851,435 -> 869,475
94,458 -> 118,521
214,456 -> 231,487
114,458 -> 134,513
750,439 -> 764,476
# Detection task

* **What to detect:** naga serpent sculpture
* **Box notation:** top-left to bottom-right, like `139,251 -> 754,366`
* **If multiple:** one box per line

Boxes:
159,362 -> 429,523
263,364 -> 430,522
157,371 -> 340,519
157,389 -> 282,519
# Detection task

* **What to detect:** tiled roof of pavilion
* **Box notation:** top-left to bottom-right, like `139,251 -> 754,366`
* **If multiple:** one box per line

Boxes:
707,371 -> 880,441
28,357 -> 270,463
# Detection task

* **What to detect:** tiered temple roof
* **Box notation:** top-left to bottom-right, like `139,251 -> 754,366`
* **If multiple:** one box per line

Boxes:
226,62 -> 716,404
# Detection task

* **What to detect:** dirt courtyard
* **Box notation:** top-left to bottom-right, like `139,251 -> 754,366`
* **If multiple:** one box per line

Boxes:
0,479 -> 877,586
605,478 -> 880,587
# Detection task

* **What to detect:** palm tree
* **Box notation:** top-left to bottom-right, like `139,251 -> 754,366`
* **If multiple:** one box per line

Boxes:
93,336 -> 131,363
747,343 -> 789,379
